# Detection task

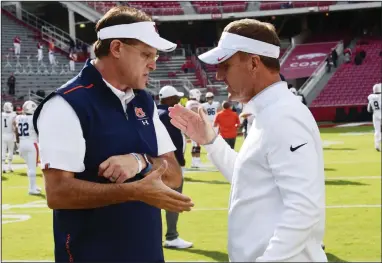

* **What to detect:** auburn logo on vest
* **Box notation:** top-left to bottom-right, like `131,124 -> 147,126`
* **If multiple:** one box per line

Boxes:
134,107 -> 146,118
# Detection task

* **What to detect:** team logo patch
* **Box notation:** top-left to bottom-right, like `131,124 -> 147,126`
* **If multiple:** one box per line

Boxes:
134,107 -> 146,118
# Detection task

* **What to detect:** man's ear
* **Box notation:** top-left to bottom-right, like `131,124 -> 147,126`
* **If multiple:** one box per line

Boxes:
251,55 -> 261,72
110,40 -> 122,59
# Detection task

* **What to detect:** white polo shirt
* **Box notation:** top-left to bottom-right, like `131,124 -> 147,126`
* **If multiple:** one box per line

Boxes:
204,81 -> 327,262
36,79 -> 176,173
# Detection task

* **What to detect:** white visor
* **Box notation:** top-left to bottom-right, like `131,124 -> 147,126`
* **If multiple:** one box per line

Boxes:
198,32 -> 280,64
97,22 -> 177,52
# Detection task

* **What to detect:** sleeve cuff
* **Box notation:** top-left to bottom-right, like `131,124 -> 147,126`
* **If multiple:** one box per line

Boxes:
40,148 -> 85,173
203,135 -> 226,154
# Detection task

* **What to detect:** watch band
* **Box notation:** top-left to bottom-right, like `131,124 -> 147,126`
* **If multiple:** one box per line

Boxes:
140,154 -> 153,175
130,153 -> 143,174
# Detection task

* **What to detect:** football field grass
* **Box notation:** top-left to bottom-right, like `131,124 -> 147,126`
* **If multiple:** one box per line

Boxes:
1,126 -> 381,262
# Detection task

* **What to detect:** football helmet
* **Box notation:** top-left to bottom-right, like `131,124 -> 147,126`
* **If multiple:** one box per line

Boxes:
3,102 -> 13,112
373,83 -> 381,94
205,92 -> 214,99
189,89 -> 202,102
22,100 -> 37,115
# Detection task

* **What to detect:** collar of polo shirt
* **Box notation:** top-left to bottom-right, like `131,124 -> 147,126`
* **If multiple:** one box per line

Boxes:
198,32 -> 280,65
103,78 -> 134,105
243,81 -> 288,117
97,22 -> 177,52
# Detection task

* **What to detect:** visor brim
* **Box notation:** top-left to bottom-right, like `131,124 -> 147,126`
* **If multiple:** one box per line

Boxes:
198,47 -> 236,65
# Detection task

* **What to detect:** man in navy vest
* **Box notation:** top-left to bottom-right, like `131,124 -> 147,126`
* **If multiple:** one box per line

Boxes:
32,6 -> 193,262
157,85 -> 193,249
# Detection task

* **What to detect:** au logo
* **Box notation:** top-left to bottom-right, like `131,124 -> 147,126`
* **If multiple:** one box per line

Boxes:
134,107 -> 146,118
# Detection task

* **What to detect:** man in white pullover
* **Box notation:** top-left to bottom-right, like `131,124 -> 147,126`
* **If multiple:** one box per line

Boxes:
169,18 -> 327,262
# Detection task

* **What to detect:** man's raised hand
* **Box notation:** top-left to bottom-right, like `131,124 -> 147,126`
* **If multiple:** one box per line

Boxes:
169,104 -> 216,145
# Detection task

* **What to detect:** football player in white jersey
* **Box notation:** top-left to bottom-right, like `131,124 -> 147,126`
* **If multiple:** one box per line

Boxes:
15,100 -> 41,194
202,92 -> 221,133
367,83 -> 381,151
2,102 -> 17,173
185,89 -> 205,168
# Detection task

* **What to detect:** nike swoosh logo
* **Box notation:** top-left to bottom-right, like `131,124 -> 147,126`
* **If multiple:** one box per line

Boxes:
290,143 -> 307,152
217,55 -> 227,62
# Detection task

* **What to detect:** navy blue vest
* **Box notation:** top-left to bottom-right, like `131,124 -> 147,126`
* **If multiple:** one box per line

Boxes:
33,60 -> 164,262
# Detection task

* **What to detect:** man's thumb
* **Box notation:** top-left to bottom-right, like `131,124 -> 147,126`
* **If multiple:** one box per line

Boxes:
152,159 -> 168,179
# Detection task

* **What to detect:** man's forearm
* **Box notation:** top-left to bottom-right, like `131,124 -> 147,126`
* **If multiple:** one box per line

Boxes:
148,153 -> 182,189
44,171 -> 139,209
204,135 -> 237,183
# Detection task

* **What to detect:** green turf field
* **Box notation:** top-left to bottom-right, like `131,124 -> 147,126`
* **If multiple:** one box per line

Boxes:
1,126 -> 381,262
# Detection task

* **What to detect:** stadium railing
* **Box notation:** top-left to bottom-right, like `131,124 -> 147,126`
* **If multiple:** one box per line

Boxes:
259,1 -> 336,11
159,48 -> 186,58
280,44 -> 293,66
299,41 -> 344,98
195,47 -> 214,56
2,4 -> 88,55
191,55 -> 208,87
28,90 -> 46,105
206,84 -> 227,96
148,78 -> 194,94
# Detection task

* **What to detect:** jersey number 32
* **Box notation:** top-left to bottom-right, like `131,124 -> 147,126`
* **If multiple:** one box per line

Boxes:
18,123 -> 29,136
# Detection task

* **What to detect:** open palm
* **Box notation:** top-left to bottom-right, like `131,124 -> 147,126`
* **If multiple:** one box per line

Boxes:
169,104 -> 216,145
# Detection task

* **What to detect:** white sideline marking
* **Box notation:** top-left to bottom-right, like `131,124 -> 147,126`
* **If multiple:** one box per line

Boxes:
4,175 -> 381,189
3,204 -> 381,214
325,160 -> 380,164
5,175 -> 381,189
190,204 -> 382,211
335,122 -> 372,127
326,176 -> 381,180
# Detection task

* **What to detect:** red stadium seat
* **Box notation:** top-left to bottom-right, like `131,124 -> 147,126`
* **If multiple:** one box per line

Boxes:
311,39 -> 382,107
193,1 -> 247,14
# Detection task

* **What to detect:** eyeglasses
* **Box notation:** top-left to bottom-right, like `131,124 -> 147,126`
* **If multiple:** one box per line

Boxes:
125,43 -> 159,62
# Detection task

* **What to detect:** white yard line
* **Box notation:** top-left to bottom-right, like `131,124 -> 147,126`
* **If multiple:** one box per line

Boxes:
325,176 -> 381,180
325,160 -> 380,164
4,175 -> 381,189
2,204 -> 381,214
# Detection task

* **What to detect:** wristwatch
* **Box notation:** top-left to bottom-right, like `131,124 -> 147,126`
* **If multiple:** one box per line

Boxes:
140,154 -> 153,175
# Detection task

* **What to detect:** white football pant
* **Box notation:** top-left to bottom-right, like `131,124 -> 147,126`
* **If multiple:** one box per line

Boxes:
69,60 -> 75,71
373,115 -> 381,149
2,134 -> 15,171
19,141 -> 39,192
14,43 -> 20,55
49,53 -> 55,65
37,49 -> 43,62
